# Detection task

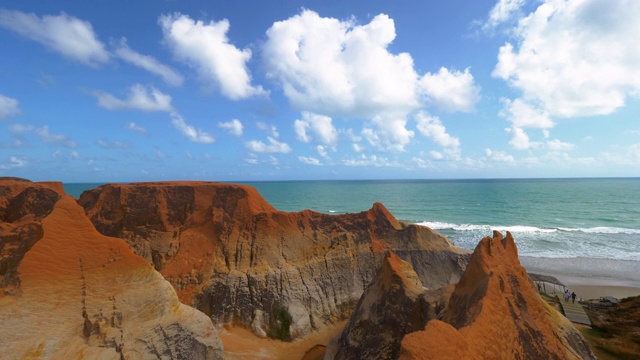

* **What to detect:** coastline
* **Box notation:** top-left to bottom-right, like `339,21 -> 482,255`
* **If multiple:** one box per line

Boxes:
521,256 -> 640,300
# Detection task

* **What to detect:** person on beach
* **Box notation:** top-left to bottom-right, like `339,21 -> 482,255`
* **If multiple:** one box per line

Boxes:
571,292 -> 577,303
564,289 -> 570,302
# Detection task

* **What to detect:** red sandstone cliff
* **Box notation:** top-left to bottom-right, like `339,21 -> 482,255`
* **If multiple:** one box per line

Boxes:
78,181 -> 470,338
0,178 -> 223,359
400,231 -> 596,360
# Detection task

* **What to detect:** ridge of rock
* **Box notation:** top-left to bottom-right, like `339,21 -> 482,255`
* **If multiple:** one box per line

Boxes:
79,181 -> 470,338
326,251 -> 432,359
0,190 -> 223,358
0,178 -> 65,294
400,231 -> 596,360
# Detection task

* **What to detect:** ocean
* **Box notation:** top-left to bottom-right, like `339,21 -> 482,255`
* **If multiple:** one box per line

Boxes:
64,178 -> 640,270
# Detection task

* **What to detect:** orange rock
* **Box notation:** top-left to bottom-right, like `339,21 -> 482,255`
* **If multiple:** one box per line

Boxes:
0,180 -> 223,359
79,181 -> 470,338
400,231 -> 596,360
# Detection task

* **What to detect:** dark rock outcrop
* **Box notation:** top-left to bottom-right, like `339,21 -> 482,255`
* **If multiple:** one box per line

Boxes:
326,251 -> 439,359
400,231 -> 596,360
79,182 -> 470,338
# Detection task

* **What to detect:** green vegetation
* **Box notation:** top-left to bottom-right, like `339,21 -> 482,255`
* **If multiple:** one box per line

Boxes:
267,305 -> 293,341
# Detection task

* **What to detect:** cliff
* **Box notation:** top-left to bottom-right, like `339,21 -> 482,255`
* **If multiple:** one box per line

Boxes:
325,251 -> 440,359
78,181 -> 470,338
0,178 -> 223,359
400,231 -> 596,360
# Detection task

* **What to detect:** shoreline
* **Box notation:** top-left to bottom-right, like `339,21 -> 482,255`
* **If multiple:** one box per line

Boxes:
521,256 -> 640,300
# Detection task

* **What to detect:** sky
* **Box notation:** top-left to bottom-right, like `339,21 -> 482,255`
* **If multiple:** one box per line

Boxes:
1,0 -> 639,182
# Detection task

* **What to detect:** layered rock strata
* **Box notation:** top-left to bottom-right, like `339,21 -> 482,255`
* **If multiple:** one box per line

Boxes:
326,251 -> 441,359
0,179 -> 223,359
400,231 -> 596,360
79,182 -> 470,338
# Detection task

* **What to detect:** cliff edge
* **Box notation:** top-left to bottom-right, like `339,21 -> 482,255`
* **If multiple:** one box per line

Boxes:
79,181 -> 470,338
0,179 -> 223,359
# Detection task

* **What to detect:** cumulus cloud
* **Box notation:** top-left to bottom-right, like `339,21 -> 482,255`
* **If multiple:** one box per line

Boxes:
170,112 -> 214,143
217,119 -> 243,136
294,112 -> 338,145
493,0 -> 640,118
245,137 -> 291,154
159,13 -> 265,99
0,9 -> 108,66
415,112 -> 460,148
113,38 -> 183,86
342,153 -> 401,167
482,0 -> 526,32
485,148 -> 515,164
298,156 -> 321,165
419,67 -> 480,112
505,127 -> 538,151
0,156 -> 27,170
10,124 -> 76,147
499,98 -> 554,129
94,84 -> 173,112
263,10 -> 478,151
546,139 -> 575,151
0,94 -> 20,120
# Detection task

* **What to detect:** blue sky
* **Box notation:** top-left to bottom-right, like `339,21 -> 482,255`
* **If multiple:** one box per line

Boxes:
1,0 -> 639,182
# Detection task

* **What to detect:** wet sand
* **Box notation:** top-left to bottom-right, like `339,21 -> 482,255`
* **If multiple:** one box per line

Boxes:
521,256 -> 640,300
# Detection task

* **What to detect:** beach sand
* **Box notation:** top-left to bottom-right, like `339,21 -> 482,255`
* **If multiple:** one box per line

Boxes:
521,256 -> 640,300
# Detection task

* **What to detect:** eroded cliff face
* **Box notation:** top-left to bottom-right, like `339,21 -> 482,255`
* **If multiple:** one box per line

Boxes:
326,251 -> 444,360
0,178 -> 64,295
400,231 -> 596,360
79,182 -> 470,338
0,179 -> 223,359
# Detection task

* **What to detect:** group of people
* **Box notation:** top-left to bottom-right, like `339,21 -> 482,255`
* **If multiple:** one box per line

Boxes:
564,289 -> 577,303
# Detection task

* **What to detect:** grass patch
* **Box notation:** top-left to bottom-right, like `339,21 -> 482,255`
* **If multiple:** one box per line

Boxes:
267,305 -> 293,341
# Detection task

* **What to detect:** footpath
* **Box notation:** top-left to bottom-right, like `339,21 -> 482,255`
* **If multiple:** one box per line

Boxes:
556,295 -> 592,326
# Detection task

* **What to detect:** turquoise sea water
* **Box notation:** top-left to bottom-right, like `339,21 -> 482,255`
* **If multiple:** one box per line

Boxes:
64,178 -> 640,262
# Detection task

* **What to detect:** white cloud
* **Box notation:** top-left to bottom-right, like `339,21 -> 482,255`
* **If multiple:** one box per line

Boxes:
342,154 -> 401,167
352,143 -> 364,152
546,139 -> 575,151
10,124 -> 76,147
0,94 -> 20,120
485,148 -> 515,164
415,112 -> 460,148
126,122 -> 147,134
218,119 -> 243,136
170,112 -> 214,144
493,0 -> 640,118
263,10 -> 477,151
482,0 -> 526,32
245,137 -> 291,154
96,139 -> 130,149
419,67 -> 480,112
298,156 -> 321,166
0,10 -> 108,66
429,151 -> 444,160
257,122 -> 279,137
294,112 -> 338,145
499,98 -> 554,129
316,145 -> 329,158
113,38 -> 183,86
506,127 -> 538,150
159,13 -> 265,99
94,84 -> 173,112
0,156 -> 27,170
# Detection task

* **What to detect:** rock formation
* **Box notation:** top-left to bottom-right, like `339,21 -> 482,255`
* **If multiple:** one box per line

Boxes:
0,178 -> 223,359
400,231 -> 596,360
78,182 -> 470,338
326,251 -> 443,360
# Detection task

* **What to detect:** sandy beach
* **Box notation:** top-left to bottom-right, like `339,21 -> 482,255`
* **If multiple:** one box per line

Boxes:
521,256 -> 640,300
